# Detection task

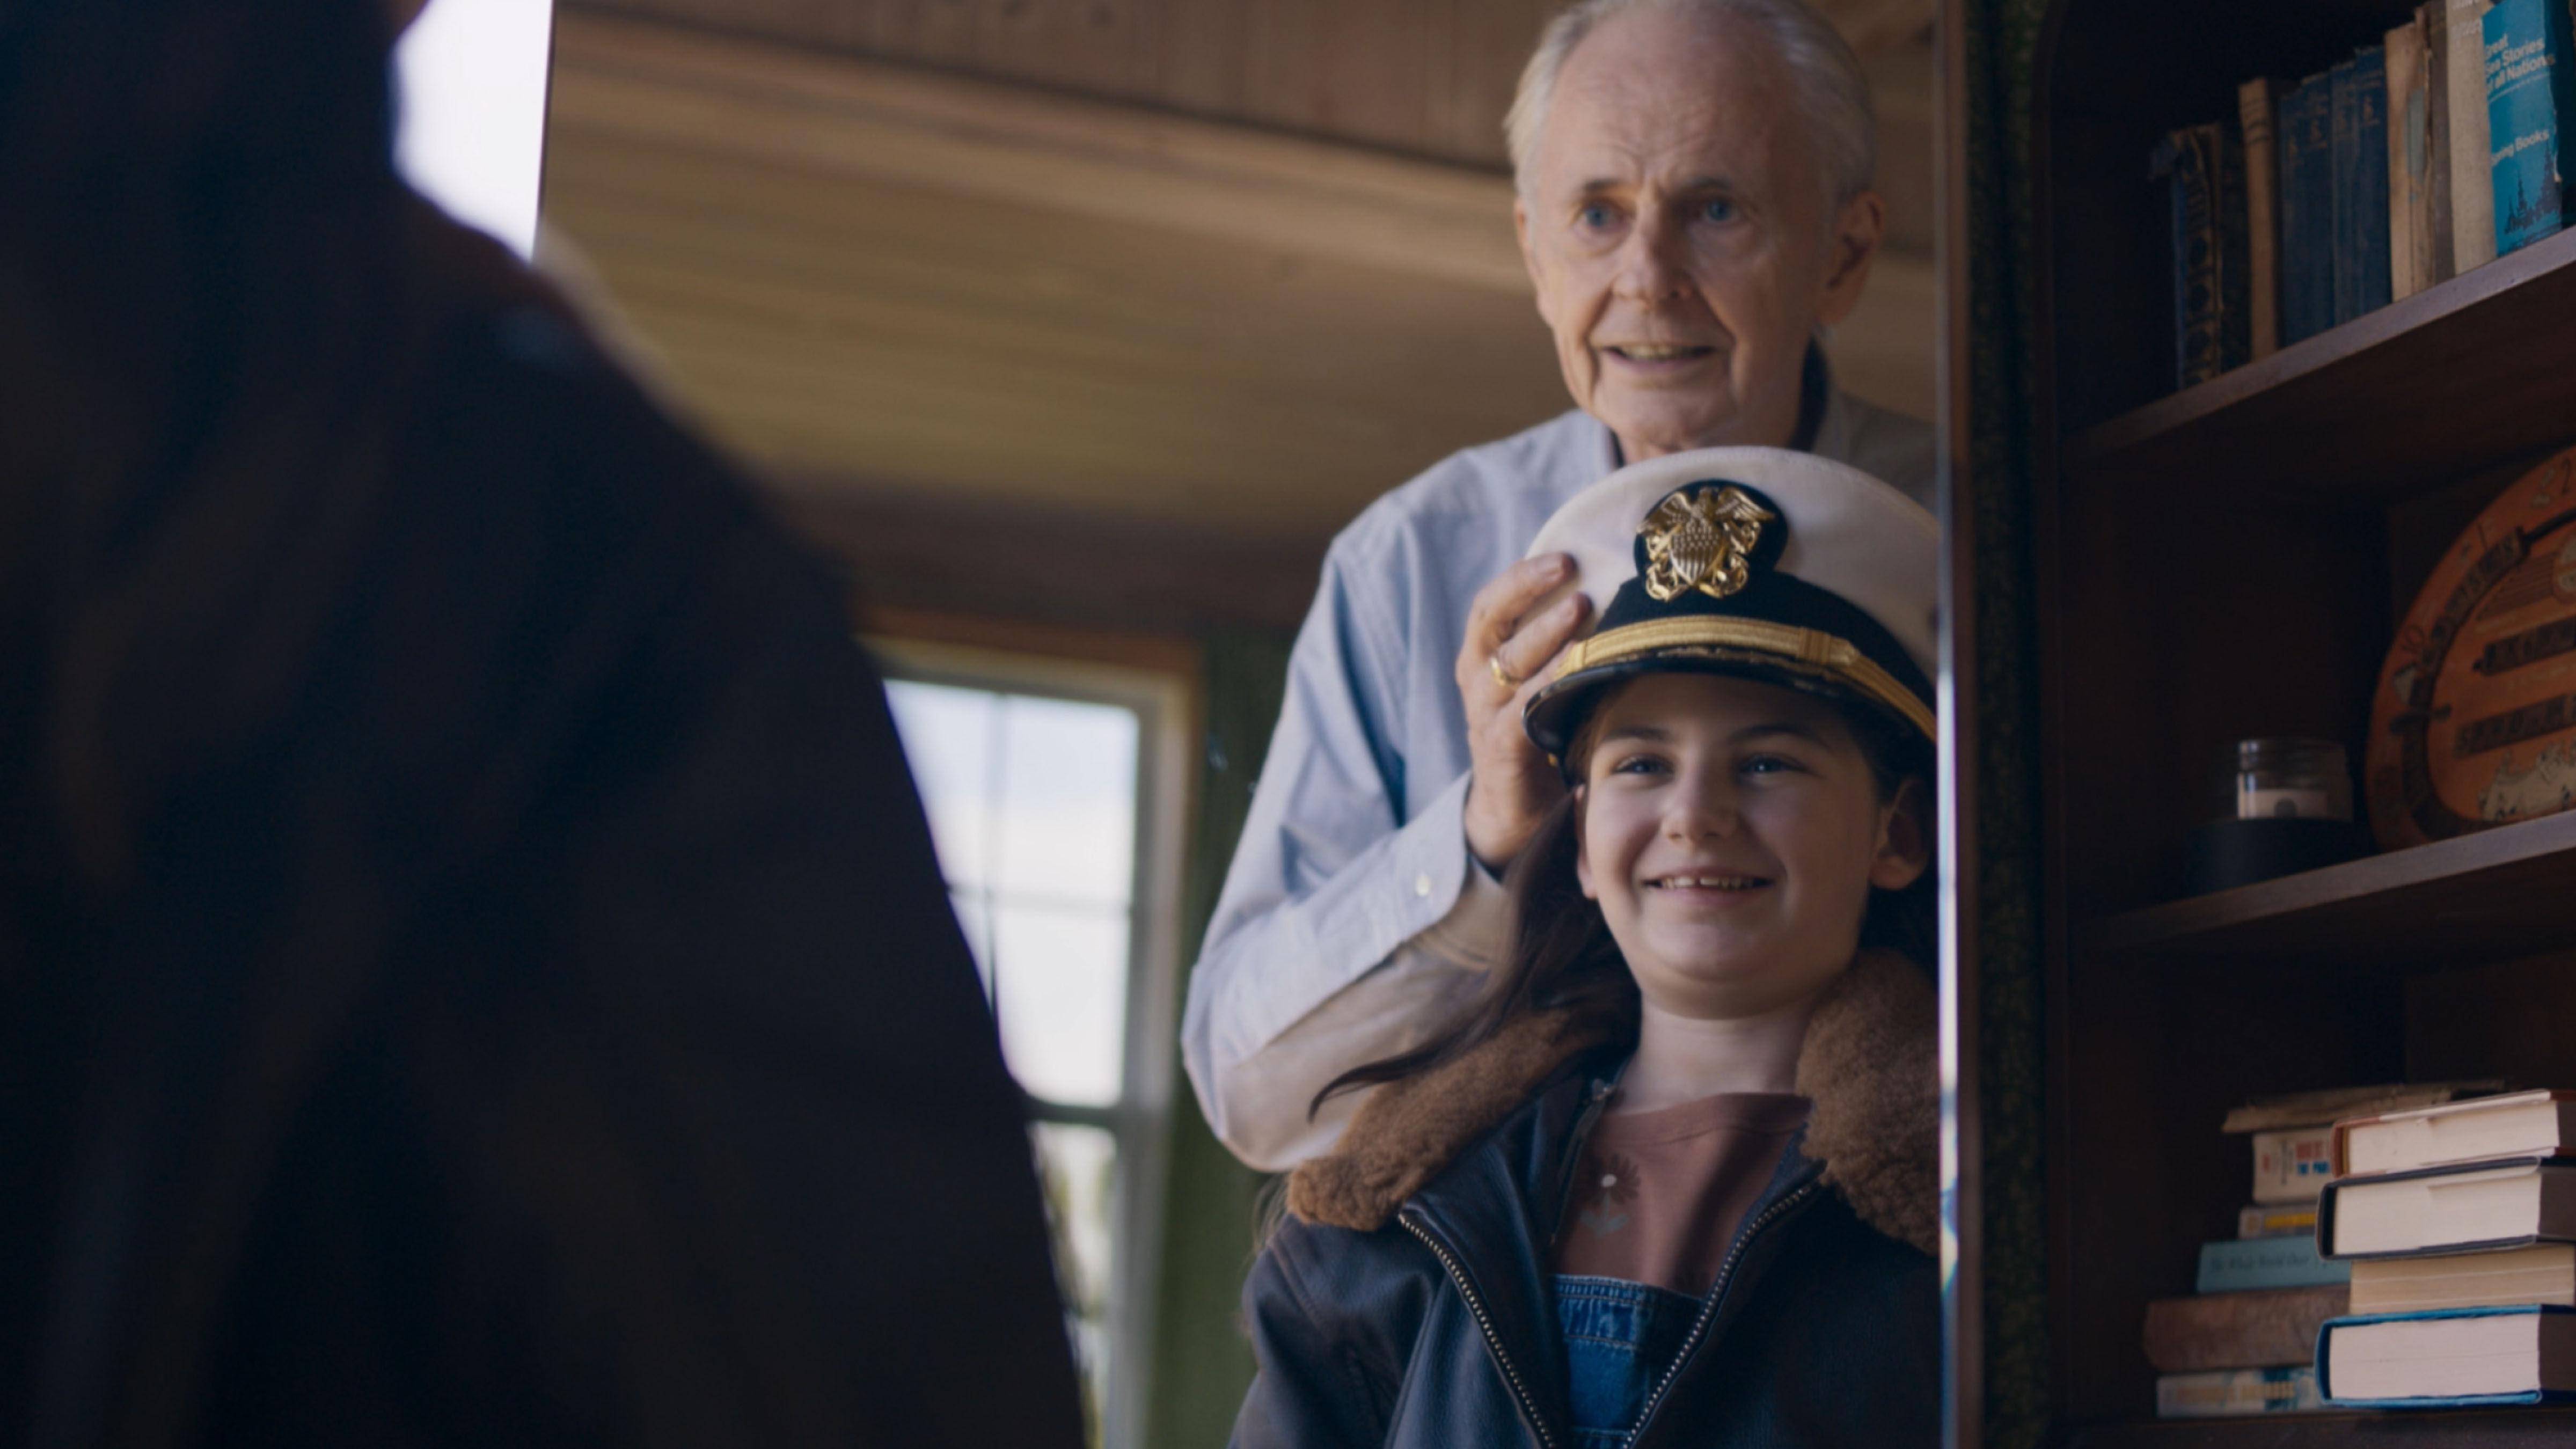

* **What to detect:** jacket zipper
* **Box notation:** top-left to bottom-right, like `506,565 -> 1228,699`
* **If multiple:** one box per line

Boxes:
1399,1211 -> 1561,1449
1626,1176 -> 1824,1446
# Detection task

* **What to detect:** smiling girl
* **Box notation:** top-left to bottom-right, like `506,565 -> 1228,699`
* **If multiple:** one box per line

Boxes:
1230,451 -> 1940,1449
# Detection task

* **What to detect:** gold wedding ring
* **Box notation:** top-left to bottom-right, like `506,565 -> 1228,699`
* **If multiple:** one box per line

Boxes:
1489,652 -> 1519,690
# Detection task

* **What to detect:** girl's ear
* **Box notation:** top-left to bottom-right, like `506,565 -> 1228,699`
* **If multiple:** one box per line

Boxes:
1869,777 -> 1933,891
1571,784 -> 1600,901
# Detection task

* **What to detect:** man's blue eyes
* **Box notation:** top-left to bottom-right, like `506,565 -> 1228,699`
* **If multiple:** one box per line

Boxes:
1575,199 -> 1737,228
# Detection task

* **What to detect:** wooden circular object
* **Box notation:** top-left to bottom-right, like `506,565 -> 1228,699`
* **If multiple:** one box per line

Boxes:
2367,449 -> 2576,850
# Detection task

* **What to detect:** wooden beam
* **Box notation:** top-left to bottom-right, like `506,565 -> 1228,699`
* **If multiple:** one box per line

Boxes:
772,475 -> 1327,635
548,10 -> 1533,294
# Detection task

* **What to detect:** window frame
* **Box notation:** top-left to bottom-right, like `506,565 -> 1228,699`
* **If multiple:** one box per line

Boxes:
870,636 -> 1194,1449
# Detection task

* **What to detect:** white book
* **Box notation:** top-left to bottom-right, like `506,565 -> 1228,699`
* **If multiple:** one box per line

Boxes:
2324,1307 -> 2576,1404
2351,1243 -> 2576,1313
2325,1160 -> 2576,1257
2336,1088 -> 2576,1176
2252,1125 -> 2337,1203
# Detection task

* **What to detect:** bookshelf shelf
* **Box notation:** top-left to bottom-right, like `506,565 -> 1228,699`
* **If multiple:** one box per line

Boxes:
2065,225 -> 2576,502
2086,810 -> 2576,967
2068,1407 -> 2576,1447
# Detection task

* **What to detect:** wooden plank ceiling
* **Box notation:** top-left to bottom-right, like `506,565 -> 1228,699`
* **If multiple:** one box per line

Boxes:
541,0 -> 1939,631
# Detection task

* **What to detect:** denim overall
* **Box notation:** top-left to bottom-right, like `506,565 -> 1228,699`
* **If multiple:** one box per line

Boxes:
1554,1275 -> 1703,1449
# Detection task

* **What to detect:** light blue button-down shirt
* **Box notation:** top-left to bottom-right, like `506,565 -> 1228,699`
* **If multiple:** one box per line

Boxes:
1181,386 -> 1936,1169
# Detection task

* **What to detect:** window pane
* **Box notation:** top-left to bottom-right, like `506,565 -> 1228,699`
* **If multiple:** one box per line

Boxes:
1033,1121 -> 1116,1445
993,903 -> 1128,1107
883,680 -> 996,892
994,695 -> 1137,908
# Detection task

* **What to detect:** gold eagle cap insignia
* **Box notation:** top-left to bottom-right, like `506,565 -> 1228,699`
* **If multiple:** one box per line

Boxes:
1639,485 -> 1776,602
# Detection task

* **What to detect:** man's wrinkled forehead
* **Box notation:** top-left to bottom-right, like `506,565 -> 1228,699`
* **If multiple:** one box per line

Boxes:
1534,9 -> 1802,189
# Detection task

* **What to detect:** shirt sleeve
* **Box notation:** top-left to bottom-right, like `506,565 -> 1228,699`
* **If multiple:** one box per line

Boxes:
1180,535 -> 1514,1171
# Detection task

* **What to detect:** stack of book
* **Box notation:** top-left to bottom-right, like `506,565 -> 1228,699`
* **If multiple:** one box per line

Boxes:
2150,0 -> 2576,391
2147,1083 -> 2496,1418
2318,1090 -> 2576,1407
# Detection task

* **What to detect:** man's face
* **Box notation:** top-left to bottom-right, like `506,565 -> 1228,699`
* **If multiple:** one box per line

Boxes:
1514,7 -> 1883,460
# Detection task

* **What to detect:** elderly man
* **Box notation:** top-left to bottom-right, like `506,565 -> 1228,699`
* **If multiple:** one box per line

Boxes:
1182,0 -> 1935,1169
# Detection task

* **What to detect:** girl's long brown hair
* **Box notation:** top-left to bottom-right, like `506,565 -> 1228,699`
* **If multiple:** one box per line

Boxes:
1313,689 -> 1937,1116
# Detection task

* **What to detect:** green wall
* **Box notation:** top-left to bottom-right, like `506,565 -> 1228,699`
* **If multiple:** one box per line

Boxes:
1141,630 -> 1292,1449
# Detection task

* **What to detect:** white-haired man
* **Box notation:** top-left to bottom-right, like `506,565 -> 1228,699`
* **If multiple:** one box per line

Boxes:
1183,0 -> 1935,1169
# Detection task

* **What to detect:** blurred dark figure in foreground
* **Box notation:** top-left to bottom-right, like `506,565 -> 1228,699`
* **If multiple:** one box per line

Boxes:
0,2 -> 1086,1445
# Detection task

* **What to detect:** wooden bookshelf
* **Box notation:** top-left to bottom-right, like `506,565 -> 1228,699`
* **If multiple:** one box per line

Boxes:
2088,811 -> 2576,967
2065,227 -> 2576,502
2019,0 -> 2576,1438
2069,1408 -> 2576,1447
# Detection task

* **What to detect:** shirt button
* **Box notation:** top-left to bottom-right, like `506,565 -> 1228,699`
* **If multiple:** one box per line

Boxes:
1414,873 -> 1432,897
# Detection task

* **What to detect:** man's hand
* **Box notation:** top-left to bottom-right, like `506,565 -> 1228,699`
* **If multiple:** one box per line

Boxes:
1455,553 -> 1590,873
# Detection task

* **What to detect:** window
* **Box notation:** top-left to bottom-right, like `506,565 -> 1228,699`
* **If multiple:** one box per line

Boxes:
877,640 -> 1189,1449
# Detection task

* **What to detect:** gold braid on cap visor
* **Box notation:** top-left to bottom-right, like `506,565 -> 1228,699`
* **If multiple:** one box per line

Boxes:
1554,616 -> 1936,740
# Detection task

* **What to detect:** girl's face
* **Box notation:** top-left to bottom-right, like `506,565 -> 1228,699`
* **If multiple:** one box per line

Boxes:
1574,672 -> 1927,1021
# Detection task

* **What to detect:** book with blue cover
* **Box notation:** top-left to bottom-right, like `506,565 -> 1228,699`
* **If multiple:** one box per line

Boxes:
2277,72 -> 2337,342
2484,0 -> 2576,253
2332,47 -> 2394,322
2150,121 -> 2249,388
2199,1233 -> 2352,1293
2319,1304 -> 2576,1406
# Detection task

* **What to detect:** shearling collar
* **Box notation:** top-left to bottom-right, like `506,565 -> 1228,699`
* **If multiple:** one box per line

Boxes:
1285,949 -> 1939,1256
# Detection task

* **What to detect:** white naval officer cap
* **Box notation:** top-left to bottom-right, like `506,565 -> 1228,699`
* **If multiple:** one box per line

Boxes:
1519,445 -> 1939,764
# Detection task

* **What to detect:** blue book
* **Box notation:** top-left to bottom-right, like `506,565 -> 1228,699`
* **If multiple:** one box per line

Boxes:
2198,1234 -> 2352,1293
2150,122 -> 2249,388
2277,73 -> 2337,342
2332,47 -> 2394,322
2318,1304 -> 2576,1406
2484,0 -> 2576,253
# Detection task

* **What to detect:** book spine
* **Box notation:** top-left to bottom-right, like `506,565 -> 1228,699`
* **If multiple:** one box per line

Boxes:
2332,56 -> 2362,321
2240,1203 -> 2320,1238
2485,0 -> 2576,255
2426,1 -> 2458,280
2254,1124 -> 2338,1202
2451,0 -> 2499,268
2280,74 -> 2338,342
2240,78 -> 2284,356
2150,134 -> 2194,390
2156,1365 -> 2326,1418
2153,125 -> 2235,388
2143,1283 -> 2351,1372
2390,20 -> 2425,295
2200,1235 -> 2354,1292
2218,114 -> 2251,368
2355,46 -> 2394,310
2333,48 -> 2394,322
2350,1244 -> 2576,1313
